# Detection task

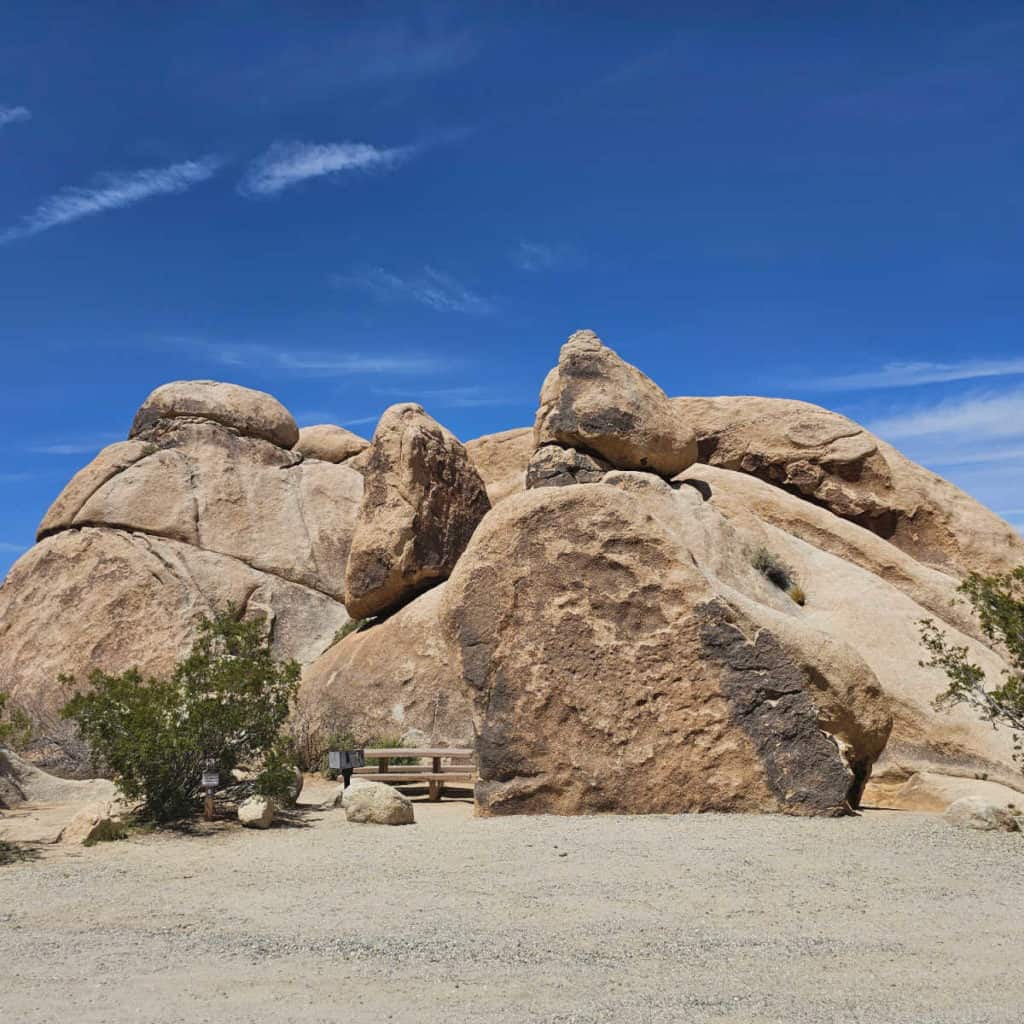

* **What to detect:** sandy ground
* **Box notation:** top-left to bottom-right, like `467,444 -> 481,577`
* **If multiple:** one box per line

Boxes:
1,786 -> 1022,1024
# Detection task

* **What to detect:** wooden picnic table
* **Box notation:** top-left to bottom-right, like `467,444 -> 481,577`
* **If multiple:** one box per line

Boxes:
356,747 -> 475,801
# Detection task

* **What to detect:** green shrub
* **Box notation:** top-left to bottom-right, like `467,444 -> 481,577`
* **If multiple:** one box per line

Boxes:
254,742 -> 298,802
0,693 -> 33,751
62,611 -> 300,822
752,547 -> 805,605
920,566 -> 1024,771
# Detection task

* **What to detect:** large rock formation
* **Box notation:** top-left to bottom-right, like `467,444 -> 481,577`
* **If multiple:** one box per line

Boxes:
535,330 -> 698,477
0,381 -> 359,723
675,395 -> 1024,578
298,584 -> 473,748
440,478 -> 892,816
344,404 -> 491,620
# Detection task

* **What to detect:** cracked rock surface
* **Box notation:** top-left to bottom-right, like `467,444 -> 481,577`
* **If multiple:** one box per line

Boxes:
0,382 -> 358,720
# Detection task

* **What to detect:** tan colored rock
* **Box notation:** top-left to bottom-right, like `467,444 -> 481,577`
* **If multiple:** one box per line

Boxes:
238,795 -> 275,828
440,483 -> 890,817
344,404 -> 491,619
294,424 -> 369,464
60,801 -> 124,845
35,418 -> 363,601
130,379 -> 299,449
535,331 -> 697,477
675,395 -> 1024,578
678,463 -> 1022,789
341,779 -> 415,825
299,585 -> 473,748
465,427 -> 534,504
943,796 -> 1020,832
864,770 -> 1024,812
37,440 -> 152,540
0,529 -> 348,723
0,748 -> 116,807
526,445 -> 611,489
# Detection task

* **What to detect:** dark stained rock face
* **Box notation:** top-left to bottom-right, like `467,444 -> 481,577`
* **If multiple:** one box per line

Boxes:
525,445 -> 611,489
440,481 -> 891,817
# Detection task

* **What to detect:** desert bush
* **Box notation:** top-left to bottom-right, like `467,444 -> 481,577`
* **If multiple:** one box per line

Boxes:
62,611 -> 300,822
751,547 -> 805,605
920,567 -> 1024,771
283,702 -> 358,775
254,742 -> 298,801
82,819 -> 130,847
0,693 -> 32,751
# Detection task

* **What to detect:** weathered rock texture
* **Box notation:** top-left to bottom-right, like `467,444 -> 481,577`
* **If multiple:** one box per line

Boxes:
344,404 -> 491,620
465,427 -> 534,504
341,779 -> 415,825
675,395 -> 1024,578
526,445 -> 611,489
1,382 -> 358,724
131,380 -> 299,449
299,585 -> 472,748
441,481 -> 891,816
294,424 -> 369,464
943,796 -> 1020,833
238,795 -> 276,829
535,331 -> 698,477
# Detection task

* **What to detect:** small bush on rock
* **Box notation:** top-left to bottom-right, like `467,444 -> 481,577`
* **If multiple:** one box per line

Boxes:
920,566 -> 1024,771
62,611 -> 300,822
751,547 -> 805,605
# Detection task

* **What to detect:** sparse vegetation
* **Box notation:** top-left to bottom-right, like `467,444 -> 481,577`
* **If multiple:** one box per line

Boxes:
254,741 -> 298,802
331,617 -> 375,647
82,818 -> 130,847
751,547 -> 806,605
920,566 -> 1024,771
0,692 -> 33,750
61,610 -> 300,822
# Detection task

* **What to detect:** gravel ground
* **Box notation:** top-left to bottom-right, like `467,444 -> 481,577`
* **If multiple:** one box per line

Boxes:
1,795 -> 1021,1024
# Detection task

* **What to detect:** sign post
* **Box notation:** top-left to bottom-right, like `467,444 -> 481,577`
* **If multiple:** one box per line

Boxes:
201,758 -> 220,821
328,748 -> 365,788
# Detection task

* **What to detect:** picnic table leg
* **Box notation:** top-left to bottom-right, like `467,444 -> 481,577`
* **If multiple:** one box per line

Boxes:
430,756 -> 443,801
379,757 -> 389,775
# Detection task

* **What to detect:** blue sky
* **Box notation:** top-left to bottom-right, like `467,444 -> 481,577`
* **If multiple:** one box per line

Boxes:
1,2 -> 1022,577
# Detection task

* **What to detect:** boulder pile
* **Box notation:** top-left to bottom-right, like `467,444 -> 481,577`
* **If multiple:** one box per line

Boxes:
3,332 -> 1023,818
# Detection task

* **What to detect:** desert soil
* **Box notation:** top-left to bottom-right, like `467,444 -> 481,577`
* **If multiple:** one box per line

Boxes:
1,786 -> 1022,1024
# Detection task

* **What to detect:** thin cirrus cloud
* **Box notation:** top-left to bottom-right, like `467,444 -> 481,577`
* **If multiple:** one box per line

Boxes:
172,337 -> 448,377
0,156 -> 222,244
810,357 -> 1024,391
511,240 -> 579,272
239,140 -> 412,196
28,433 -> 122,456
0,541 -> 27,554
0,105 -> 31,128
870,387 -> 1024,442
333,266 -> 493,314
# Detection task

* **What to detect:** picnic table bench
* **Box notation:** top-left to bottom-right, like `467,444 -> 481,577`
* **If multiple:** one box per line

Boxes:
354,748 -> 475,802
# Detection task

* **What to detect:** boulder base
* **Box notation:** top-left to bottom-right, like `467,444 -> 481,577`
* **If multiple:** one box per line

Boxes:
943,796 -> 1020,833
238,795 -> 276,828
340,780 -> 415,825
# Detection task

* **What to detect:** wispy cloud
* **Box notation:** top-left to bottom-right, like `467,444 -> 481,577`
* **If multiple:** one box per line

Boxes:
28,433 -> 121,456
0,541 -> 27,553
810,357 -> 1024,392
333,266 -> 493,314
240,141 -> 411,196
511,240 -> 579,272
870,387 -> 1024,441
374,385 -> 517,408
170,336 -> 448,377
0,105 -> 31,128
339,415 -> 382,428
1,157 -> 222,244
